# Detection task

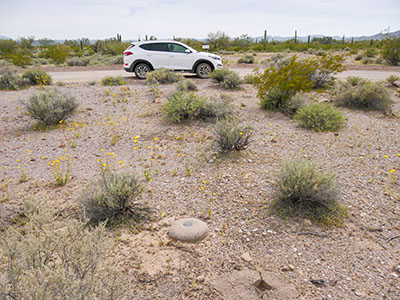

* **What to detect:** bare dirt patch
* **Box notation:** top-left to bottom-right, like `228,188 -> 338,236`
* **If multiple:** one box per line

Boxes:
1,77 -> 399,299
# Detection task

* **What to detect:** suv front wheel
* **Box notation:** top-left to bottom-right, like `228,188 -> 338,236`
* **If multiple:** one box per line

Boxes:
134,63 -> 151,79
196,62 -> 212,79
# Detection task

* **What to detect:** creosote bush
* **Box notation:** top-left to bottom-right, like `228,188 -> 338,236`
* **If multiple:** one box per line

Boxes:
176,79 -> 198,91
66,57 -> 90,66
24,89 -> 78,125
309,54 -> 346,88
294,102 -> 345,132
146,68 -> 184,84
81,171 -> 144,225
272,160 -> 346,225
210,68 -> 242,89
0,197 -> 126,300
198,98 -> 233,121
22,68 -> 52,85
334,80 -> 392,113
243,73 -> 257,84
213,119 -> 251,153
386,74 -> 400,87
101,76 -> 125,86
346,76 -> 367,87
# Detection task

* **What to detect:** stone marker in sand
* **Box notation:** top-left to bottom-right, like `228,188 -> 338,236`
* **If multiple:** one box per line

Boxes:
169,218 -> 209,242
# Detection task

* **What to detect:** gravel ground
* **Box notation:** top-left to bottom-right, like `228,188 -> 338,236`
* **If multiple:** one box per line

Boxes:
0,76 -> 399,299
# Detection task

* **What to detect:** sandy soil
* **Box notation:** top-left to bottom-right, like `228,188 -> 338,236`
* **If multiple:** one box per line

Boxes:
0,73 -> 399,299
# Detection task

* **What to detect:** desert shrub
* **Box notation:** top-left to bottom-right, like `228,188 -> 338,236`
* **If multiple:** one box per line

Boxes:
22,68 -> 52,85
101,76 -> 125,86
210,68 -> 241,89
382,37 -> 400,66
56,81 -> 66,86
113,55 -> 124,64
294,102 -> 345,131
272,160 -> 345,224
176,79 -> 198,91
198,98 -> 233,121
10,52 -> 32,67
243,73 -> 257,84
365,48 -> 377,58
334,80 -> 392,112
0,197 -> 126,300
361,57 -> 374,64
238,54 -> 255,64
213,119 -> 251,152
386,74 -> 400,87
33,57 -> 49,65
346,76 -> 367,86
309,54 -> 346,88
254,55 -> 316,112
0,66 -> 29,90
81,172 -> 144,225
354,54 -> 364,61
42,44 -> 71,64
0,39 -> 17,56
24,89 -> 78,125
146,68 -> 184,84
163,91 -> 206,123
66,57 -> 90,66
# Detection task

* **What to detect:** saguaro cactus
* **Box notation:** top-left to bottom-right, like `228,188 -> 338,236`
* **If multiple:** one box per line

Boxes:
116,33 -> 122,41
264,30 -> 267,50
294,30 -> 297,44
307,35 -> 310,45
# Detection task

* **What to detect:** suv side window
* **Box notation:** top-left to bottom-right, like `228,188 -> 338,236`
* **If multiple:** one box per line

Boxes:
140,43 -> 168,51
168,43 -> 188,53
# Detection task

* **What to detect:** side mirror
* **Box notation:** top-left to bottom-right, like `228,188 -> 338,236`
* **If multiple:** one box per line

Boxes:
185,49 -> 191,54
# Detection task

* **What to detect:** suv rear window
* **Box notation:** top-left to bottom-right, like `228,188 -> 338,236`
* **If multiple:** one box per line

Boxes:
139,43 -> 168,52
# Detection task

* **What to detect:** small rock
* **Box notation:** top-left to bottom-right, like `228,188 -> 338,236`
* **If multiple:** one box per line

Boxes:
310,279 -> 325,286
241,252 -> 252,262
303,219 -> 312,226
328,279 -> 337,287
240,102 -> 246,107
396,265 -> 400,273
59,142 -> 66,148
196,275 -> 205,283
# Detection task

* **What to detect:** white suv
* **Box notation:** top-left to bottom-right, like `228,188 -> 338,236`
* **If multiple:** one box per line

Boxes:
123,40 -> 222,79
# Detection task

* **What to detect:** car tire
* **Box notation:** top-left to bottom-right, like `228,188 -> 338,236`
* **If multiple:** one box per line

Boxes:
134,63 -> 151,79
196,62 -> 212,78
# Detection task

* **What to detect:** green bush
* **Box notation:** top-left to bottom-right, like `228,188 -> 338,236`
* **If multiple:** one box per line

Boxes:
309,54 -> 346,88
272,160 -> 345,225
334,80 -> 392,112
382,37 -> 400,66
346,76 -> 367,87
25,89 -> 78,125
66,57 -> 90,66
146,68 -> 184,84
10,52 -> 32,67
101,76 -> 125,86
254,55 -> 316,111
163,91 -> 206,123
213,120 -> 252,152
365,48 -> 377,58
0,197 -> 126,300
0,39 -> 17,56
42,44 -> 71,64
176,79 -> 198,91
81,172 -> 144,225
198,98 -> 233,121
22,68 -> 52,85
0,66 -> 29,90
386,74 -> 400,87
243,73 -> 257,84
238,54 -> 255,64
294,102 -> 345,131
210,68 -> 241,89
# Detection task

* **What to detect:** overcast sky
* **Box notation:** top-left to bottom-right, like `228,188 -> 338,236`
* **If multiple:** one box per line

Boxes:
0,0 -> 399,40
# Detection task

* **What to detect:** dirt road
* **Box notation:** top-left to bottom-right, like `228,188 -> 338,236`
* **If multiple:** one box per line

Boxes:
48,67 -> 400,83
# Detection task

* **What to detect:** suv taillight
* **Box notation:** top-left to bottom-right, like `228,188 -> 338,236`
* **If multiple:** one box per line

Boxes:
124,51 -> 133,56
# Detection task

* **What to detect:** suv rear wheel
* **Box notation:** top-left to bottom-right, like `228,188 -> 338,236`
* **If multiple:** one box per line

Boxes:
196,62 -> 212,78
134,63 -> 151,79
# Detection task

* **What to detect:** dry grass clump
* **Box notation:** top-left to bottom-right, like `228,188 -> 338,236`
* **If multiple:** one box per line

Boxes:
176,79 -> 198,92
271,160 -> 346,225
213,119 -> 252,153
334,79 -> 392,112
81,171 -> 145,225
0,197 -> 127,300
24,89 -> 78,125
146,68 -> 184,84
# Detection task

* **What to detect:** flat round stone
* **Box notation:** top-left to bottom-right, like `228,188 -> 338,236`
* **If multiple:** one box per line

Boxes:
169,218 -> 209,242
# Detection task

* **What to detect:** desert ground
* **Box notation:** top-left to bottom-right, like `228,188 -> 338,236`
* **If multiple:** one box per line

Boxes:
1,58 -> 400,299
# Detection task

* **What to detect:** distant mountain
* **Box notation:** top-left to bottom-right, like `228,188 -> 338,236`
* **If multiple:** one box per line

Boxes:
0,36 -> 12,40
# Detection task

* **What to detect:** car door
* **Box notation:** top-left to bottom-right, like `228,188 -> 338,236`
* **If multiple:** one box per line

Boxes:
139,43 -> 169,69
167,43 -> 194,70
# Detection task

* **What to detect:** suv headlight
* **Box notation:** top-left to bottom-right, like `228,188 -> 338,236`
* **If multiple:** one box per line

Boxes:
208,55 -> 221,61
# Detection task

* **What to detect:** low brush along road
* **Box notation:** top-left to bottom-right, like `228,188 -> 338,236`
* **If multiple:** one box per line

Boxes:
48,67 -> 400,84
